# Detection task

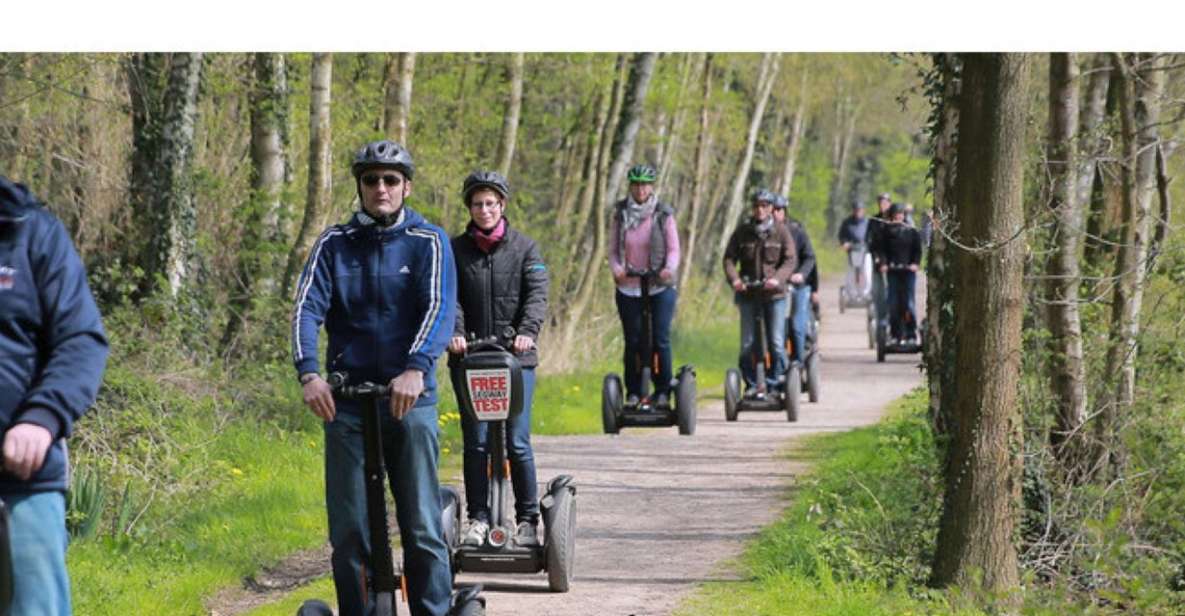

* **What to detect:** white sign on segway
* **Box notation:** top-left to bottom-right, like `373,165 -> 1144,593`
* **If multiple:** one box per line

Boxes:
466,368 -> 512,421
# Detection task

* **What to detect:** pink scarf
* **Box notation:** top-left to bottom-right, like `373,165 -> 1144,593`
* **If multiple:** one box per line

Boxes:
470,218 -> 507,253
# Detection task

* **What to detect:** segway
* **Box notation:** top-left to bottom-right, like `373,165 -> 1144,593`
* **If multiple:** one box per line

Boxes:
786,286 -> 822,404
297,374 -> 485,616
839,242 -> 874,314
723,279 -> 800,423
447,332 -> 577,593
874,263 -> 924,363
601,269 -> 697,436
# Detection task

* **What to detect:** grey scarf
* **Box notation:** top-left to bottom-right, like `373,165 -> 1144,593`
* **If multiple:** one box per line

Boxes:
622,194 -> 658,230
752,216 -> 774,235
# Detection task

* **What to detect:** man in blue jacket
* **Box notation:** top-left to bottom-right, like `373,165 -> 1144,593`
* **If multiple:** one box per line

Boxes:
1,176 -> 109,616
291,141 -> 456,616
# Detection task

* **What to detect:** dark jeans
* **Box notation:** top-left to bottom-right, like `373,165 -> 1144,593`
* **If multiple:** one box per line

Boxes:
461,367 -> 539,525
736,294 -> 789,390
615,287 -> 677,398
789,284 -> 812,363
324,402 -> 451,616
886,270 -> 918,340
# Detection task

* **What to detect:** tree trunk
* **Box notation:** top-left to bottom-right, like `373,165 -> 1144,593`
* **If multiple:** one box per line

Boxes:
826,96 -> 857,236
283,53 -> 333,300
777,72 -> 808,197
1044,53 -> 1088,459
924,53 -> 960,438
126,52 -> 169,290
382,52 -> 416,144
715,53 -> 781,261
680,53 -> 713,291
1097,53 -> 1166,471
1148,142 -> 1172,273
559,52 -> 657,361
930,53 -> 1030,600
559,88 -> 612,294
131,52 -> 203,298
495,53 -> 525,177
222,52 -> 290,349
657,54 -> 695,197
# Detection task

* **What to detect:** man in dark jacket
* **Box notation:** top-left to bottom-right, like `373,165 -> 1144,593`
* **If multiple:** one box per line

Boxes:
771,194 -> 816,363
878,204 -> 923,344
291,141 -> 456,616
866,192 -> 894,325
446,171 -> 549,549
723,189 -> 797,396
1,175 -> 108,615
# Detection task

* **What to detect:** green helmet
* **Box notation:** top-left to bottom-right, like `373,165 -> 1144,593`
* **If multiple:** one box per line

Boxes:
627,164 -> 658,184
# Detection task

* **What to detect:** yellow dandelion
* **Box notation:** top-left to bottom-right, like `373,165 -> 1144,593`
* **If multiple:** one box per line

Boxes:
231,468 -> 244,477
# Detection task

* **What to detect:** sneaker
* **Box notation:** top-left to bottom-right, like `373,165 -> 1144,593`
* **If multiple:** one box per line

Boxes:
514,521 -> 540,547
655,392 -> 670,409
625,394 -> 640,408
462,520 -> 489,547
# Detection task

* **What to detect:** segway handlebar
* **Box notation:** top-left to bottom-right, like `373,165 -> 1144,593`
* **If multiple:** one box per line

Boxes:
737,277 -> 768,292
884,262 -> 915,271
625,267 -> 660,280
326,372 -> 388,400
463,326 -> 517,354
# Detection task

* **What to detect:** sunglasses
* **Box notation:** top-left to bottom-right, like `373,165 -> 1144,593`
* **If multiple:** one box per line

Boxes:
361,173 -> 403,188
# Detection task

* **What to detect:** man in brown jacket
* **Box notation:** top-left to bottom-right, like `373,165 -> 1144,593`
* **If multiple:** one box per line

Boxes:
722,189 -> 797,397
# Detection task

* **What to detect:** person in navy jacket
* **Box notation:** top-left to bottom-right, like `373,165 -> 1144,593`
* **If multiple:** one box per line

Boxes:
291,141 -> 456,616
1,175 -> 108,616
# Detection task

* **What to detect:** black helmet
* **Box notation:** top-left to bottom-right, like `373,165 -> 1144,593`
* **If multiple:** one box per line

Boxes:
751,188 -> 777,205
772,194 -> 788,210
352,140 -> 415,180
627,164 -> 658,184
852,200 -> 866,210
888,203 -> 904,217
462,171 -> 511,204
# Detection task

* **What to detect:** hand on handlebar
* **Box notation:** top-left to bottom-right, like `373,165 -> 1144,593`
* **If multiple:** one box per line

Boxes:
732,278 -> 745,292
512,335 -> 535,354
909,263 -> 919,273
842,242 -> 851,252
448,336 -> 468,355
3,423 -> 53,481
612,266 -> 628,286
658,268 -> 673,284
763,278 -> 780,290
388,369 -> 425,420
790,273 -> 804,286
302,375 -> 336,422
879,264 -> 888,273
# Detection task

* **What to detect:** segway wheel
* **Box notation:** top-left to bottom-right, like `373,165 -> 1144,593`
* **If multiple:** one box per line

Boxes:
601,374 -> 622,434
724,368 -> 742,422
296,599 -> 335,616
876,325 -> 886,363
545,486 -> 576,592
675,368 -> 697,436
807,354 -> 821,403
784,368 -> 800,422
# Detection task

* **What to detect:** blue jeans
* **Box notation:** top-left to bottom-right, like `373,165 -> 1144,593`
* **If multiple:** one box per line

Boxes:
1,491 -> 70,616
615,287 -> 677,398
324,402 -> 451,616
736,294 -> 789,390
789,284 -> 812,363
461,368 -> 539,525
886,270 -> 918,339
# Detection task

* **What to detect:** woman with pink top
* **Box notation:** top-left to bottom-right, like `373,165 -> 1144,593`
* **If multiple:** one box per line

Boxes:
609,164 -> 681,408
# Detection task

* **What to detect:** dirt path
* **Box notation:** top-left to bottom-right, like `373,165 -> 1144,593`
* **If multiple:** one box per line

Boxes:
457,278 -> 925,616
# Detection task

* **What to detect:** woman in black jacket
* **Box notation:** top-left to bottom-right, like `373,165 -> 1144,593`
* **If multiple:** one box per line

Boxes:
448,171 -> 549,548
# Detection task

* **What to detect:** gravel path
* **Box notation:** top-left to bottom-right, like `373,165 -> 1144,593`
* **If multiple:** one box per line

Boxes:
457,279 -> 925,616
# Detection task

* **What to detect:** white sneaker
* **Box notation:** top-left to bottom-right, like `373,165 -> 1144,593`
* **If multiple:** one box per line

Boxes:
462,520 -> 489,547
